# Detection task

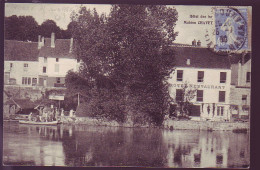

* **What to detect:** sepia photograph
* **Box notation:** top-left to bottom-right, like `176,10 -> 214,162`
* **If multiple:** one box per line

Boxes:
3,3 -> 251,168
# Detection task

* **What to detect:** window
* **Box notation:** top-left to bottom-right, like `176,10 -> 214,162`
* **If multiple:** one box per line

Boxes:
197,71 -> 204,82
28,77 -> 31,85
217,106 -> 224,116
220,72 -> 226,83
219,91 -> 226,102
55,64 -> 59,72
242,95 -> 247,105
77,59 -> 80,63
43,67 -> 47,73
197,90 -> 203,102
10,63 -> 13,68
24,63 -> 28,71
176,89 -> 183,101
44,57 -> 47,63
22,77 -> 28,85
56,77 -> 61,83
177,70 -> 183,81
32,78 -> 37,86
246,72 -> 251,83
56,58 -> 59,62
22,77 -> 25,84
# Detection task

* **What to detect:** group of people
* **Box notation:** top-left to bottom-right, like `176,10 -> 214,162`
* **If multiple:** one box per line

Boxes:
28,105 -> 75,122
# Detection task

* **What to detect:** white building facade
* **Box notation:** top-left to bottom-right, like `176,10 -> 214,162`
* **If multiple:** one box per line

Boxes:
168,46 -> 232,121
4,40 -> 40,86
229,53 -> 251,120
37,33 -> 80,88
4,61 -> 39,86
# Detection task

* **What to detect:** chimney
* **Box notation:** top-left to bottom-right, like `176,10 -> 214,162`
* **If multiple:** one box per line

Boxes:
192,39 -> 196,46
38,35 -> 41,49
197,40 -> 201,46
51,32 -> 55,48
69,38 -> 73,53
186,59 -> 191,65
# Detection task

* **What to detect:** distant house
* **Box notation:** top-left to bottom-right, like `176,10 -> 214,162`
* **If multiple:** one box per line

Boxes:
37,33 -> 80,88
168,45 -> 231,121
4,33 -> 80,88
229,52 -> 251,119
4,40 -> 40,86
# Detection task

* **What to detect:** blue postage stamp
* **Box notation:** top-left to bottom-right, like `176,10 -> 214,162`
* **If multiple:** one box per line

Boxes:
215,7 -> 248,51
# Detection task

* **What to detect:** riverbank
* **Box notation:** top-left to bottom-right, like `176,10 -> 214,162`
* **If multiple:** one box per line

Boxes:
164,119 -> 249,131
60,116 -> 249,131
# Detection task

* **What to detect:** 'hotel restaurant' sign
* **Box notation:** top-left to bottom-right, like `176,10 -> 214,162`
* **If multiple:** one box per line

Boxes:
171,83 -> 226,90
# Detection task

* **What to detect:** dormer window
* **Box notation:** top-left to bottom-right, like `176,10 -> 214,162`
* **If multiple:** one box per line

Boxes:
186,59 -> 190,65
56,58 -> 59,62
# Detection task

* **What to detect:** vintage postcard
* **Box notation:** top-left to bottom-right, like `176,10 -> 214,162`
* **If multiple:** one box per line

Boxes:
3,3 -> 251,168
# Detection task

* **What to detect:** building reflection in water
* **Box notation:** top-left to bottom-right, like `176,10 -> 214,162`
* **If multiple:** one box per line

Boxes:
3,123 -> 65,166
163,130 -> 249,168
3,122 -> 249,168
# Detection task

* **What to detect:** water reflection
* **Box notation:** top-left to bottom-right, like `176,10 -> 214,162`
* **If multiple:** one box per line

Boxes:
3,122 -> 249,168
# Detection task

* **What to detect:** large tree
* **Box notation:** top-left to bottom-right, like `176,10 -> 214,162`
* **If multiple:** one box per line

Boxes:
66,5 -> 178,125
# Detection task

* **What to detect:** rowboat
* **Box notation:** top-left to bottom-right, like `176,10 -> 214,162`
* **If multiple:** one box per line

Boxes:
19,120 -> 61,125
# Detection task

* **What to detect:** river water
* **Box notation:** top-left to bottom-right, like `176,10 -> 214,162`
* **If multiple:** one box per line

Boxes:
3,122 -> 249,168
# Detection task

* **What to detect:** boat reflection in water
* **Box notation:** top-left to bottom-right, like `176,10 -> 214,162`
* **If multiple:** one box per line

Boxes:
3,122 -> 249,168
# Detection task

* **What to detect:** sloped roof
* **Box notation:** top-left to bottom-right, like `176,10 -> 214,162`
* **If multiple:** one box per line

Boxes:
38,38 -> 76,59
4,40 -> 39,61
229,52 -> 251,65
4,98 -> 38,109
173,46 -> 231,69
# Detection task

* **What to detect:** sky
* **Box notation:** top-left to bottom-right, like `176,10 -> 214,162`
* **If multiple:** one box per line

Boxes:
5,3 -> 220,46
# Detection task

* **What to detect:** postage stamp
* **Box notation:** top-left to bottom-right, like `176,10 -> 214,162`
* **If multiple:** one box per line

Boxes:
214,7 -> 248,51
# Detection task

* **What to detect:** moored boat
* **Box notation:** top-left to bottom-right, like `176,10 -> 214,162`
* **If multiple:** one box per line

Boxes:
19,120 -> 61,125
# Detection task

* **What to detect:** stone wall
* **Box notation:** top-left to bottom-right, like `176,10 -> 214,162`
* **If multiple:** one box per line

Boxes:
60,116 -> 249,131
163,119 -> 249,131
4,85 -> 43,102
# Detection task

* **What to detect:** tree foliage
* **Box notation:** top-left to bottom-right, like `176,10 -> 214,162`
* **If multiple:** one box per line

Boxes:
5,15 -> 72,41
175,82 -> 197,118
5,15 -> 39,41
66,5 -> 178,125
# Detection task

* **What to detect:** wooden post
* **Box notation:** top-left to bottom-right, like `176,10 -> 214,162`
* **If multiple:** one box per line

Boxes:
77,93 -> 80,106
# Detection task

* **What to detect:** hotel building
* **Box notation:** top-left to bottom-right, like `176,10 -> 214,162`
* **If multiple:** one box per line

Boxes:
168,45 -> 231,121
